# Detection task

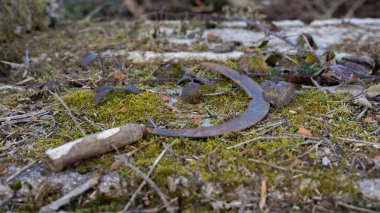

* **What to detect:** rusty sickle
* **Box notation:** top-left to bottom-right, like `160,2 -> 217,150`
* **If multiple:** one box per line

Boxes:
150,62 -> 270,137
45,62 -> 270,171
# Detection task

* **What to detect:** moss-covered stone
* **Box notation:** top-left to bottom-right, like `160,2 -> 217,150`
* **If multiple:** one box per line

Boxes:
0,0 -> 48,43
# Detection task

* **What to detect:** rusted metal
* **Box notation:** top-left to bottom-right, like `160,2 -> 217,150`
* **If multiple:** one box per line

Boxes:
150,62 -> 270,138
45,63 -> 270,171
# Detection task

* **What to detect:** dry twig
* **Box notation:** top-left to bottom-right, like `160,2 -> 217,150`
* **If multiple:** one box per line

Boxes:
338,137 -> 379,147
6,160 -> 38,183
39,174 -> 102,212
0,110 -> 48,122
48,90 -> 86,136
118,155 -> 175,213
259,179 -> 267,209
228,136 -> 301,150
336,201 -> 379,213
248,158 -> 308,174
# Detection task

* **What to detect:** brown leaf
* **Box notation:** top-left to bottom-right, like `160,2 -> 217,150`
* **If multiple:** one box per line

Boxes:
192,116 -> 203,125
261,80 -> 295,108
110,159 -> 122,170
211,41 -> 240,53
118,107 -> 128,113
314,64 -> 353,85
297,127 -> 312,136
366,84 -> 380,98
109,71 -> 126,81
363,117 -> 374,123
162,96 -> 171,102
297,33 -> 317,51
343,61 -> 371,75
207,32 -> 223,43
237,55 -> 271,75
343,54 -> 375,68
27,115 -> 38,122
16,76 -> 35,85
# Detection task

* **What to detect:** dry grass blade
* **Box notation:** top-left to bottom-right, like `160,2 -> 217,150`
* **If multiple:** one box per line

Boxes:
0,110 -> 47,122
259,179 -> 267,209
6,160 -> 38,183
39,174 -> 102,212
228,136 -> 299,150
336,201 -> 379,213
119,143 -> 176,213
248,158 -> 308,174
338,137 -> 379,147
48,90 -> 86,136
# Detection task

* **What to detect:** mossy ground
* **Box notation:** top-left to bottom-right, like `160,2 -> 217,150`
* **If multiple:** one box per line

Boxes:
0,20 -> 379,212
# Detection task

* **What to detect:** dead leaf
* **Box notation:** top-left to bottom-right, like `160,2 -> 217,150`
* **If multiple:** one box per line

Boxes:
237,55 -> 271,75
80,52 -> 99,68
192,116 -> 203,125
110,159 -> 122,170
109,71 -> 126,81
353,97 -> 373,108
27,115 -> 38,122
366,84 -> 380,98
162,96 -> 171,102
118,107 -> 128,113
94,86 -> 115,104
16,76 -> 35,85
363,117 -> 374,123
297,33 -> 317,51
93,85 -> 140,104
314,64 -> 353,85
297,127 -> 312,136
343,54 -> 375,68
343,61 -> 372,75
211,41 -> 240,53
261,80 -> 295,108
207,32 -> 223,43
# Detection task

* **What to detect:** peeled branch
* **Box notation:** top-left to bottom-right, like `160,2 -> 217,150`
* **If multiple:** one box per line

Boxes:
45,124 -> 146,171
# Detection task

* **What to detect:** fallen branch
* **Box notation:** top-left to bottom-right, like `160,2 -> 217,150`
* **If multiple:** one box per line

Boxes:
118,156 -> 175,213
45,124 -> 146,171
338,137 -> 380,148
123,141 -> 175,211
0,110 -> 48,122
7,160 -> 38,183
39,174 -> 102,212
336,201 -> 379,213
0,85 -> 25,93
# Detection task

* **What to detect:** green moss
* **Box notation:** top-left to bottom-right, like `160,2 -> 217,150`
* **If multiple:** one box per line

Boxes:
76,165 -> 89,174
9,180 -> 22,191
0,0 -> 48,42
2,20 -> 378,212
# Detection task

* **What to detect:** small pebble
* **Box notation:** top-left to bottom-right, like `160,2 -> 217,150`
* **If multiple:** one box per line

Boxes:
181,82 -> 202,104
322,156 -> 331,166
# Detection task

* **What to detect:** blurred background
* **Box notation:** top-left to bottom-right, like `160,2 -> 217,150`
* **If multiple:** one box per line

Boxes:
64,0 -> 380,22
1,0 -> 380,43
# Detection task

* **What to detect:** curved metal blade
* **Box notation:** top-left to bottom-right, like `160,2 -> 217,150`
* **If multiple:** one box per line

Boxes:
150,62 -> 270,138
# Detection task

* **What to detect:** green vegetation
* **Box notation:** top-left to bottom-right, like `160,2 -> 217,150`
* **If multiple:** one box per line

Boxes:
0,19 -> 378,212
